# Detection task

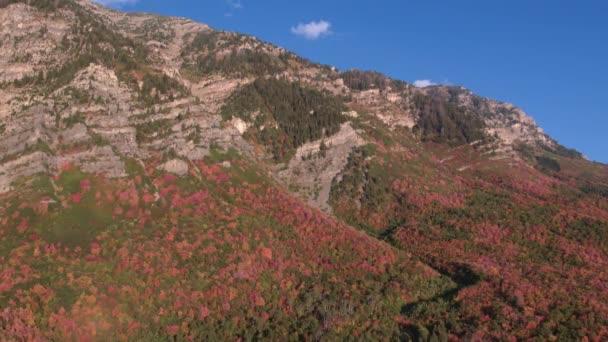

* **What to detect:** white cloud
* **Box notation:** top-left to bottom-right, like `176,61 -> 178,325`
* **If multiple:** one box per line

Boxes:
227,0 -> 243,9
291,20 -> 332,40
413,79 -> 436,88
91,0 -> 138,6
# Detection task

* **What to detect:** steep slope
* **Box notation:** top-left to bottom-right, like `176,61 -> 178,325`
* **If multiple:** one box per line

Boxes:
329,130 -> 608,339
0,149 -> 455,340
0,0 -> 607,340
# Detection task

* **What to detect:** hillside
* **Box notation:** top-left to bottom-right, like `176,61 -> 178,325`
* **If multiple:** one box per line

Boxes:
0,0 -> 607,340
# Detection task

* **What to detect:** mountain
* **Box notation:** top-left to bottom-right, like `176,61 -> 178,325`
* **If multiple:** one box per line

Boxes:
0,0 -> 607,340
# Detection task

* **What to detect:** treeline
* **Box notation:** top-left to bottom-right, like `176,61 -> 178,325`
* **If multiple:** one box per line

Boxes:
182,31 -> 291,78
181,31 -> 221,56
340,70 -> 407,92
221,77 -> 346,160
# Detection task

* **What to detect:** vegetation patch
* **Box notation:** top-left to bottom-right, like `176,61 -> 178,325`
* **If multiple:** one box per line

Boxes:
412,93 -> 488,146
181,31 -> 303,78
340,69 -> 407,91
135,119 -> 173,143
535,155 -> 561,173
221,77 -> 347,160
62,111 -> 85,128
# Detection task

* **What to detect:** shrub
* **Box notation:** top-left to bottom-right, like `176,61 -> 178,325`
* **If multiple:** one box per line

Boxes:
535,156 -> 561,173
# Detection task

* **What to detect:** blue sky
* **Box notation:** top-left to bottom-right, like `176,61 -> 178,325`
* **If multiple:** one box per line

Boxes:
98,0 -> 608,163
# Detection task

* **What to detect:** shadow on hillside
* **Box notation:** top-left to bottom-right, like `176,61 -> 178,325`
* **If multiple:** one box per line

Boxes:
401,262 -> 481,316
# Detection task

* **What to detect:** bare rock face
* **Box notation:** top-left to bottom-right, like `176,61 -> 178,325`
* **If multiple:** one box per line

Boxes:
0,152 -> 50,193
429,86 -> 552,147
352,87 -> 416,129
159,159 -> 189,176
229,117 -> 251,135
0,3 -> 72,82
0,0 -> 251,194
484,104 -> 549,146
54,146 -> 126,178
190,76 -> 247,114
71,63 -> 133,105
276,123 -> 365,212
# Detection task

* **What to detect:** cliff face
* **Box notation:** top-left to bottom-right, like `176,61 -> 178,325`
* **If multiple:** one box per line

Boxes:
1,1 -> 607,340
0,0 -> 580,199
0,0 -> 249,193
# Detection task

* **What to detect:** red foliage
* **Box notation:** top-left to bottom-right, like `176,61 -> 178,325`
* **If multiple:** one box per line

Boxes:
261,247 -> 273,260
90,242 -> 101,256
80,179 -> 91,193
71,193 -> 82,204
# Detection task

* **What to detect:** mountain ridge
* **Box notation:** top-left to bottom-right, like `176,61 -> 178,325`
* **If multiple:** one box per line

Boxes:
0,0 -> 589,198
1,0 -> 607,340
1,0 -> 579,159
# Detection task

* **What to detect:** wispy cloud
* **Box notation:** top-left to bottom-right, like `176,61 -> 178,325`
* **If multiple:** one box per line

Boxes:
413,79 -> 436,88
91,0 -> 138,6
224,0 -> 243,18
291,20 -> 332,40
226,0 -> 243,9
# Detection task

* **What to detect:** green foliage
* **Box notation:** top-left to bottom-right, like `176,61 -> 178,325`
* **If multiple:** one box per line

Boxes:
561,218 -> 608,247
135,119 -> 172,143
40,201 -> 113,248
182,30 -> 220,55
542,141 -> 584,159
341,70 -> 391,90
62,86 -> 91,104
329,144 -> 411,235
91,133 -> 108,146
48,171 -> 114,248
182,31 -> 294,78
56,168 -> 87,194
535,155 -> 561,173
513,142 -> 536,163
329,145 -> 375,205
221,77 -> 347,160
578,182 -> 608,198
62,112 -> 85,128
186,125 -> 202,144
11,139 -> 56,160
412,93 -> 487,146
139,73 -> 186,105
341,69 -> 407,91
319,140 -> 328,158
193,48 -> 289,78
133,17 -> 176,43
